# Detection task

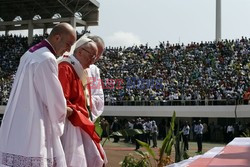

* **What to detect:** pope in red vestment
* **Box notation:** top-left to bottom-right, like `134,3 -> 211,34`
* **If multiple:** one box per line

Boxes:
58,37 -> 107,167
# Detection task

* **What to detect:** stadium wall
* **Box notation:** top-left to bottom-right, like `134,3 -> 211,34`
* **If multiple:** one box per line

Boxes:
1,105 -> 249,118
103,105 -> 250,118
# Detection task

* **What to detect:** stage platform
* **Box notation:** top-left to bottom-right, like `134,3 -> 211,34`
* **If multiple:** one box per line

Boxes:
168,137 -> 250,167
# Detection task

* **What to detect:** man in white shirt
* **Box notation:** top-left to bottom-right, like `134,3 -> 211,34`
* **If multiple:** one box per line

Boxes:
194,120 -> 204,153
182,121 -> 190,151
151,120 -> 158,148
144,119 -> 152,145
0,23 -> 76,167
227,124 -> 234,143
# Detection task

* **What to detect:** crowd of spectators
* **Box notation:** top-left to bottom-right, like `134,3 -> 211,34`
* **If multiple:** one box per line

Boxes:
0,34 -> 249,105
0,35 -> 28,105
98,37 -> 250,105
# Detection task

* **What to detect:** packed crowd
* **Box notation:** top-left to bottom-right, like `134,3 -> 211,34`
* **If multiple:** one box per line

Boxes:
0,35 -> 28,105
99,37 -> 249,105
0,35 -> 249,105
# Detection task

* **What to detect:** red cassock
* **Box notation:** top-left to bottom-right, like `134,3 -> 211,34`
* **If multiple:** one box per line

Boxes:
58,62 -> 104,160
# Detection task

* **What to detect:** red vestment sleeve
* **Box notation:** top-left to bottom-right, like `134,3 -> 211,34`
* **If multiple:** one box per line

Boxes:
58,62 -> 81,114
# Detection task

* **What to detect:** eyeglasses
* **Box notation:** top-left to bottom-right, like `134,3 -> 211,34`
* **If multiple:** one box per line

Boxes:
81,48 -> 96,60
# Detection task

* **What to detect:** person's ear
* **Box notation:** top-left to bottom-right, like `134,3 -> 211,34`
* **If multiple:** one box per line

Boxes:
78,48 -> 82,55
55,34 -> 61,41
76,48 -> 82,57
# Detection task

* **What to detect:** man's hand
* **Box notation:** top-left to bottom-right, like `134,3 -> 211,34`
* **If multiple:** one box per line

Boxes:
66,107 -> 73,117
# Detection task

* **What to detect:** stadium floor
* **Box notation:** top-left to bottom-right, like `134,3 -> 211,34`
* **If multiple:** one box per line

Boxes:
102,138 -> 226,167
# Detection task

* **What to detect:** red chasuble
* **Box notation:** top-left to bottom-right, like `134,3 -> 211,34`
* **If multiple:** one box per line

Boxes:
58,61 -> 104,160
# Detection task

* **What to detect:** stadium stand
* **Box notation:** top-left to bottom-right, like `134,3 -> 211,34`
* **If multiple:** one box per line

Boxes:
0,35 -> 249,106
99,38 -> 249,106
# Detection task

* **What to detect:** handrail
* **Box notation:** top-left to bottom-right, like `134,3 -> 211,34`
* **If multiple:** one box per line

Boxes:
0,99 -> 248,106
104,99 -> 248,106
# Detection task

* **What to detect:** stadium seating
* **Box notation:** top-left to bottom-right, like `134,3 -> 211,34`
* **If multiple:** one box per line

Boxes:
0,35 -> 249,106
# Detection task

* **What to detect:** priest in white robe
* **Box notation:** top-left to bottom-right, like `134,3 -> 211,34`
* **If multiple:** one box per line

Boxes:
89,65 -> 104,122
0,23 -> 76,167
88,35 -> 105,122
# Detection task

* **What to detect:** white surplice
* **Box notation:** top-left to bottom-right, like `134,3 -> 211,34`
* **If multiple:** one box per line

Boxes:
61,119 -> 107,167
89,64 -> 104,122
0,41 -> 67,167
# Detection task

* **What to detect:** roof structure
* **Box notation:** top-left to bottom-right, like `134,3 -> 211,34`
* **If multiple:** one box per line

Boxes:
0,0 -> 100,31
